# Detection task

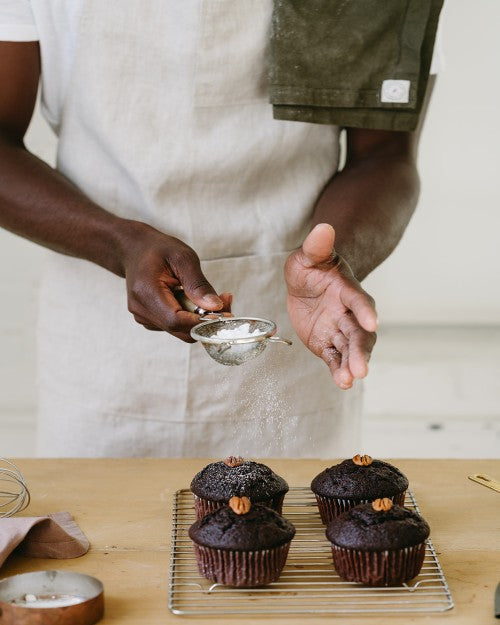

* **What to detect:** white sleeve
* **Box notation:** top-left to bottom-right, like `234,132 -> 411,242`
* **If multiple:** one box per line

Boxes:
0,0 -> 38,41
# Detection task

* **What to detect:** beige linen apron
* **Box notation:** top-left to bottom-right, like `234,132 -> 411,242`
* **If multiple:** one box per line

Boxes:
36,0 -> 362,458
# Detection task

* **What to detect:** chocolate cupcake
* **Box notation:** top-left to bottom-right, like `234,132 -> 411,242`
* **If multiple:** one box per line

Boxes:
189,496 -> 296,587
191,457 -> 288,519
326,498 -> 430,586
311,454 -> 409,524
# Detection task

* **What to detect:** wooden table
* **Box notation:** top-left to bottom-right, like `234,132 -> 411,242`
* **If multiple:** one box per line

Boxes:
1,459 -> 498,624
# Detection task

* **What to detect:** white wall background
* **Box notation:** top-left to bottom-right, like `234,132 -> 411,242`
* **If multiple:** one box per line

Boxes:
363,0 -> 500,322
1,0 -> 499,456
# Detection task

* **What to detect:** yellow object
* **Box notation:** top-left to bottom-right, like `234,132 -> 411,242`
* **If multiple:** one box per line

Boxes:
468,473 -> 500,493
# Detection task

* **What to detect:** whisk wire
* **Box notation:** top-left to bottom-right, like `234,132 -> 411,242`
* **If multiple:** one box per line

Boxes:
0,458 -> 30,518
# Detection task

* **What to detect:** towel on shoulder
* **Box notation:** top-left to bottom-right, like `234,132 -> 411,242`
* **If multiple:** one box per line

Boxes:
269,0 -> 444,130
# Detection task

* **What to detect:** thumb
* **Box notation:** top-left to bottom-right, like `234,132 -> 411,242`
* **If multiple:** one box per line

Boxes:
178,264 -> 223,312
302,223 -> 336,267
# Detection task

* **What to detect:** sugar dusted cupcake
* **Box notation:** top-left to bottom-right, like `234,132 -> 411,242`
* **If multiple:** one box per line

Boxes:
311,454 -> 409,524
326,498 -> 430,586
190,457 -> 288,519
188,496 -> 295,587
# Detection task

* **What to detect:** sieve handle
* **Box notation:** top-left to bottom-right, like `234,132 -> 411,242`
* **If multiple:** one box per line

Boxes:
267,335 -> 293,346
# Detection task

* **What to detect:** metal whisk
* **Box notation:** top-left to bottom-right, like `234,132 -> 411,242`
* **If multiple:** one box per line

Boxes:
0,458 -> 30,518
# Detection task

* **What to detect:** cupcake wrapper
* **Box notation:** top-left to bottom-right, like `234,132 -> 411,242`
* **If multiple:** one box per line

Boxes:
193,493 -> 286,520
314,491 -> 406,525
193,542 -> 291,587
331,542 -> 426,586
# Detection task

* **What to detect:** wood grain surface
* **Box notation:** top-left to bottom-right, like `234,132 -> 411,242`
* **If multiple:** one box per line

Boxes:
0,458 -> 498,624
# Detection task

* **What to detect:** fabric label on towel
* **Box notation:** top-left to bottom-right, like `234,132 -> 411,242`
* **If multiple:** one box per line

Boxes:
381,80 -> 411,104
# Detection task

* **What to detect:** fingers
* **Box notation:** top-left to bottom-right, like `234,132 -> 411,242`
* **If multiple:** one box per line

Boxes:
339,282 -> 378,333
128,289 -> 198,341
323,338 -> 355,390
301,223 -> 336,268
331,332 -> 355,389
338,312 -> 376,376
218,292 -> 233,314
170,253 -> 223,312
132,312 -> 195,342
123,232 -> 230,341
321,334 -> 354,390
335,347 -> 354,390
197,293 -> 233,320
129,280 -> 234,340
128,276 -> 202,339
321,319 -> 377,389
132,313 -> 163,331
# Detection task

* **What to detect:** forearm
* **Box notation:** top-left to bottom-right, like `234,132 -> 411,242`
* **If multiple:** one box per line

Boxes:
0,136 -> 138,276
0,41 -> 226,342
312,151 -> 419,281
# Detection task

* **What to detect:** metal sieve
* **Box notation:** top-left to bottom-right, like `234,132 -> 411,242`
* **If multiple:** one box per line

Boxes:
190,317 -> 292,366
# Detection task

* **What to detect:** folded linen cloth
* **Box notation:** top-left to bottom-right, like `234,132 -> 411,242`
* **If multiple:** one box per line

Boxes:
269,0 -> 444,130
0,512 -> 90,569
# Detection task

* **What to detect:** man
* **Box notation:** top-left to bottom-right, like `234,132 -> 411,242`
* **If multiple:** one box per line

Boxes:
0,2 -> 436,457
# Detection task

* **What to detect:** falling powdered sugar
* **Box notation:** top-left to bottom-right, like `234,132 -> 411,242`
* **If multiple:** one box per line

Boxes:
224,346 -> 303,457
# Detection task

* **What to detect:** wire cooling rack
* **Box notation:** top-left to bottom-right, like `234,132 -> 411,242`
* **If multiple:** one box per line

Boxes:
169,488 -> 454,615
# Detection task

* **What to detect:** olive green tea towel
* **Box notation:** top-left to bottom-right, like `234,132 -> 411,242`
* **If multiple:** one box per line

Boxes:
270,0 -> 444,130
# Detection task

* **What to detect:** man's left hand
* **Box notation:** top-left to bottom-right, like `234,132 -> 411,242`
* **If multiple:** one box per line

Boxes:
285,223 -> 378,389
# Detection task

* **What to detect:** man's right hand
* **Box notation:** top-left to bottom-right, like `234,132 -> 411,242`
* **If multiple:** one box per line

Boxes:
119,221 -> 231,342
0,42 -> 230,342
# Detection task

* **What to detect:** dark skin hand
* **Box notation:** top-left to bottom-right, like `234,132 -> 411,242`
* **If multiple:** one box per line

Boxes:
286,223 -> 378,389
285,85 -> 434,388
0,42 -> 231,342
1,41 -> 432,383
